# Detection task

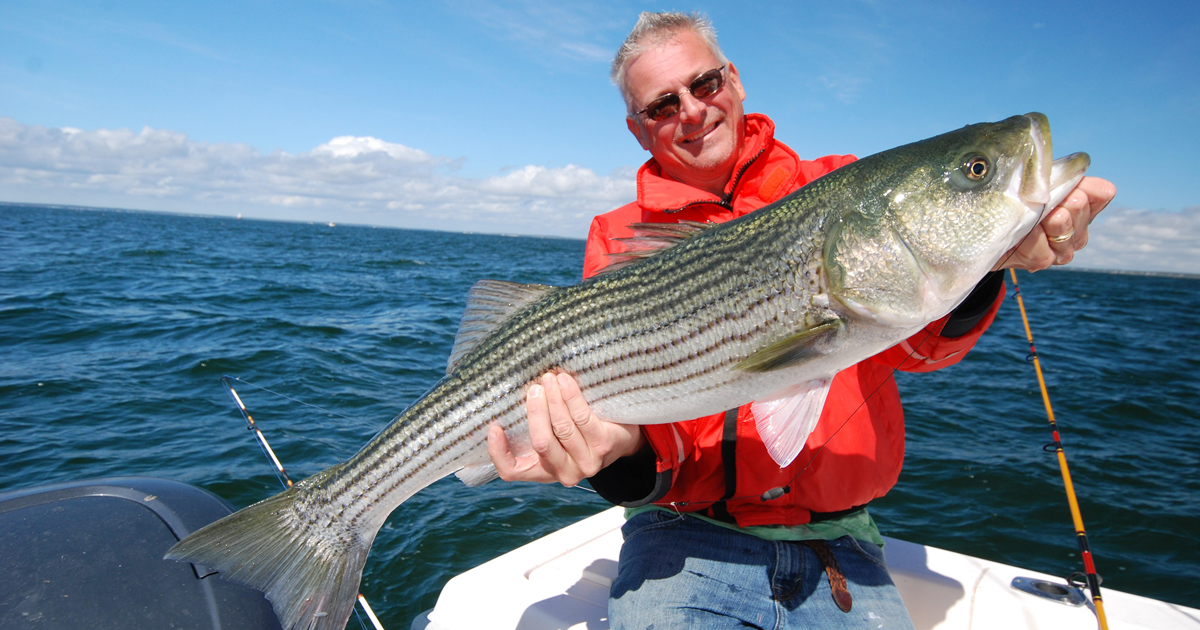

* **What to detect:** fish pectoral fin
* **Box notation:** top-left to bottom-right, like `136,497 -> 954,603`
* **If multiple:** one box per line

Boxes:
448,279 -> 558,373
455,463 -> 500,487
751,378 -> 833,468
733,320 -> 844,373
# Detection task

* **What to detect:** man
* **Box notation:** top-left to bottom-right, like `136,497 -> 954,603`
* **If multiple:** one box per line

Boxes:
488,11 -> 1115,629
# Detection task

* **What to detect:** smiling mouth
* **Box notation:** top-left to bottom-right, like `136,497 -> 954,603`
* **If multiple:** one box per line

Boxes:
680,120 -> 721,144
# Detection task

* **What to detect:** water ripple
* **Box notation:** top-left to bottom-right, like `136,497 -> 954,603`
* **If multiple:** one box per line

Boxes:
1,204 -> 1195,626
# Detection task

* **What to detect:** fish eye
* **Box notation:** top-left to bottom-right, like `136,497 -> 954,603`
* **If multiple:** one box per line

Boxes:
964,156 -> 989,180
948,153 -> 995,191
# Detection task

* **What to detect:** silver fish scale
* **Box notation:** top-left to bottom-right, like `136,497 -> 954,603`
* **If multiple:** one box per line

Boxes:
302,191 -> 845,532
309,114 -> 1063,528
165,115 -> 1088,630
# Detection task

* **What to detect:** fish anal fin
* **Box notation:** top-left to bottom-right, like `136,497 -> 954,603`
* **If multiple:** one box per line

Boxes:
751,378 -> 833,468
594,220 -> 717,277
448,280 -> 557,373
455,463 -> 500,487
734,320 -> 843,373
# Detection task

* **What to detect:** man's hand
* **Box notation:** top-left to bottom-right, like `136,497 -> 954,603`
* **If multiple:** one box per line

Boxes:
996,176 -> 1116,272
488,372 -> 645,487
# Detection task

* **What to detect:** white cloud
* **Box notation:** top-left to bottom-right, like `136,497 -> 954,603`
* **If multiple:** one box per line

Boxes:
1072,206 -> 1200,275
0,118 -> 635,237
445,0 -> 627,65
4,117 -> 1195,274
312,136 -> 437,163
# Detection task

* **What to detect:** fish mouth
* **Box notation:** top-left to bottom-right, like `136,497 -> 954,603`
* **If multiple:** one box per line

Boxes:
1004,113 -> 1090,254
1020,112 -> 1090,221
1046,152 -> 1091,216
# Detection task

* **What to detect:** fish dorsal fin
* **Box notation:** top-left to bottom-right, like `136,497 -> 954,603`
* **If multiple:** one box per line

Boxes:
751,378 -> 833,467
448,279 -> 556,373
595,220 -> 717,276
733,320 -> 844,372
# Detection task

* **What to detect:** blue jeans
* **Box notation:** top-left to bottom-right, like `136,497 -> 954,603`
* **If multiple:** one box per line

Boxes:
610,510 -> 916,630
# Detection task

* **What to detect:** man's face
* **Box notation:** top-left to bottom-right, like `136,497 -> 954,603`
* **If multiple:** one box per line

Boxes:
624,30 -> 747,194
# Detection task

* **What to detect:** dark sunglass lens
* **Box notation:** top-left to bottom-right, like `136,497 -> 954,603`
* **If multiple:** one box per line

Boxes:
646,95 -> 681,121
690,70 -> 724,99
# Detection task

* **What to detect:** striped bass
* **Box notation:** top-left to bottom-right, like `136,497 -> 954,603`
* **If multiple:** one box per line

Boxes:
166,113 -> 1090,630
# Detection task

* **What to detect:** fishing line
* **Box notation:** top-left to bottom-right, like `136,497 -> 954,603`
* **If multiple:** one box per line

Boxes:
222,375 -> 356,420
1008,268 -> 1109,629
671,320 -> 949,509
218,375 -> 385,630
212,221 -> 1061,624
671,226 -> 1059,509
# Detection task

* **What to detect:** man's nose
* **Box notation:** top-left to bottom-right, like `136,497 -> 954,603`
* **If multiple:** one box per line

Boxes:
677,92 -> 706,124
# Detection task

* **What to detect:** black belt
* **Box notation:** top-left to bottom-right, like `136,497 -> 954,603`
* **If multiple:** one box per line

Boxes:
705,503 -> 867,525
809,504 -> 868,523
703,406 -> 869,526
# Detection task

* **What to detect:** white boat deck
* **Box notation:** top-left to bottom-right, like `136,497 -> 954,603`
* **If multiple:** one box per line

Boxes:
414,507 -> 1200,630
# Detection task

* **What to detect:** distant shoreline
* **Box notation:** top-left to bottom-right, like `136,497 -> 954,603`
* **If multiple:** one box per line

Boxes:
5,201 -> 1196,278
1,200 -> 584,243
1051,266 -> 1200,280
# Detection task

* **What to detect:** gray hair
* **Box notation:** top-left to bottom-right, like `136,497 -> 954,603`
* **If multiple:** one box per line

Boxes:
611,11 -> 728,113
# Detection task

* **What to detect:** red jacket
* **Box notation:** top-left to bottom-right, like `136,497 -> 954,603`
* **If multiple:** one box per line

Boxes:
584,114 -> 1004,527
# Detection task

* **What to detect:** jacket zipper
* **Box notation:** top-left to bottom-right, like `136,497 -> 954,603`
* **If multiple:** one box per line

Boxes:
663,146 -> 768,214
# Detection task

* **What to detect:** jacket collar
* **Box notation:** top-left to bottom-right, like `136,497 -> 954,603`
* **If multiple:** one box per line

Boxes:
635,113 -> 777,215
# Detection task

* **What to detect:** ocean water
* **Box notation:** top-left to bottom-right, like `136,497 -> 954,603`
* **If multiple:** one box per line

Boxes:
1,203 -> 1197,627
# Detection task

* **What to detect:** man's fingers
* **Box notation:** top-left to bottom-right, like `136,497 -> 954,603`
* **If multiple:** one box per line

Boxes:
557,372 -> 595,431
494,371 -> 619,487
1042,205 -> 1078,264
488,424 -> 554,483
1078,176 -> 1116,217
486,424 -> 515,474
549,372 -> 604,475
1011,224 -> 1055,271
1046,177 -> 1113,255
543,374 -> 579,443
528,377 -> 585,486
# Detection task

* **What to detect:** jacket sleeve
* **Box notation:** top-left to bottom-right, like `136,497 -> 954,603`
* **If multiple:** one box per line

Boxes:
590,412 -> 715,506
589,437 -> 675,507
582,215 -> 618,281
872,271 -> 1006,373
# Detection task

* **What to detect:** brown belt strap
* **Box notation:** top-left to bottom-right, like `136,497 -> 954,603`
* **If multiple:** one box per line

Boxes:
803,540 -> 853,613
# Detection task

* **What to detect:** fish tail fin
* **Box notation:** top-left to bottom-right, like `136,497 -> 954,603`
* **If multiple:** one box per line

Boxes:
165,479 -> 372,630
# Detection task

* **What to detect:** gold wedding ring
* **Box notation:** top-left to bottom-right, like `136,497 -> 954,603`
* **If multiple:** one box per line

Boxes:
1048,228 -> 1075,243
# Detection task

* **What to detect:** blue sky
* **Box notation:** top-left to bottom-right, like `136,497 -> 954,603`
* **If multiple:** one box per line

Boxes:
2,1 -> 1198,273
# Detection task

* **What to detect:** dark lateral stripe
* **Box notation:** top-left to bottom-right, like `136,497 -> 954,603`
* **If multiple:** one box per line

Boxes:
453,270 -> 786,406
565,291 -> 788,398
451,227 -> 784,379
330,294 -> 792,511
315,195 -> 826,519
337,284 -> 793,500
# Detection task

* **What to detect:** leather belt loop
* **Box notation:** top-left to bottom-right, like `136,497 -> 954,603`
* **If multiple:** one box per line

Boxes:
803,540 -> 853,613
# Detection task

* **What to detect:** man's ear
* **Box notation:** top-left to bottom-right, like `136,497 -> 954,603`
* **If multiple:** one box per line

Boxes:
726,61 -> 747,102
626,116 -> 650,150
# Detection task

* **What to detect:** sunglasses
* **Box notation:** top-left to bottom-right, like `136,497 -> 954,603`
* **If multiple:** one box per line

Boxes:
632,65 -> 727,122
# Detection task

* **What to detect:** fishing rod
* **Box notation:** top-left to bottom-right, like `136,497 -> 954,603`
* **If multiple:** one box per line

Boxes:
220,375 -> 386,630
222,376 -> 293,488
1007,269 -> 1109,630
671,243 -> 1075,507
